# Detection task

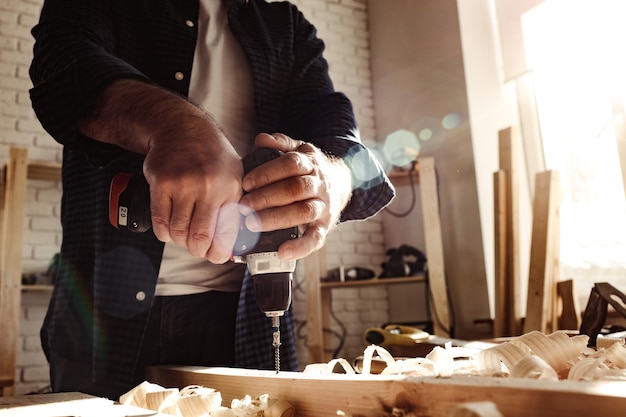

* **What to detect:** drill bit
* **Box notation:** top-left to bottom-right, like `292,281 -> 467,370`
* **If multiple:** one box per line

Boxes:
272,315 -> 281,373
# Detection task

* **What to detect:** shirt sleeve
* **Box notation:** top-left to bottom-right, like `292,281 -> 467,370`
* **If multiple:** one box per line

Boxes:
273,5 -> 396,221
28,0 -> 151,163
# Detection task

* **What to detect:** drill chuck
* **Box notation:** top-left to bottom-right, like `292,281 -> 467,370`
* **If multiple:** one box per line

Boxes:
235,251 -> 295,315
252,271 -> 293,314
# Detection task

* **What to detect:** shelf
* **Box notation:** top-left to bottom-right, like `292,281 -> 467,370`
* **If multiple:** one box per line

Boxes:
1,149 -> 61,395
386,164 -> 419,187
320,275 -> 425,289
21,285 -> 54,291
27,161 -> 62,182
304,156 -> 449,363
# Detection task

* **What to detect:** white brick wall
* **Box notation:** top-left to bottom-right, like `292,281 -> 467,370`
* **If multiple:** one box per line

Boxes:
1,0 -> 389,393
15,291 -> 51,395
288,0 -> 389,365
1,0 -> 61,395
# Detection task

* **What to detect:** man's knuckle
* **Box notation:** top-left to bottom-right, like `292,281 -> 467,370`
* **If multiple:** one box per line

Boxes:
284,151 -> 312,173
170,227 -> 187,239
303,199 -> 324,220
283,177 -> 302,196
190,231 -> 210,244
283,152 -> 300,169
256,190 -> 272,207
310,228 -> 325,249
151,215 -> 169,228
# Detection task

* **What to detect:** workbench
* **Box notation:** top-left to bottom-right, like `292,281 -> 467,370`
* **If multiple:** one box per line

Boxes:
146,366 -> 626,417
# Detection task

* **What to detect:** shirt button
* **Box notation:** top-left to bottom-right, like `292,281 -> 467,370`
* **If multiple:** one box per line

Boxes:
175,72 -> 184,81
136,291 -> 146,301
185,20 -> 194,28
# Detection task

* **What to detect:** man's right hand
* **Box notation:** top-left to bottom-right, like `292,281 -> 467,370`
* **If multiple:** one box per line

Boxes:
79,79 -> 244,264
144,126 -> 243,264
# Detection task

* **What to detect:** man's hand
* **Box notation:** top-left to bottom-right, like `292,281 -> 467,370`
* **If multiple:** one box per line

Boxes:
144,124 -> 243,264
239,133 -> 353,261
79,79 -> 244,264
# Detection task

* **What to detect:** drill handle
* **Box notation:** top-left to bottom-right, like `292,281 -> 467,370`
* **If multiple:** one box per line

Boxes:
109,173 -> 151,232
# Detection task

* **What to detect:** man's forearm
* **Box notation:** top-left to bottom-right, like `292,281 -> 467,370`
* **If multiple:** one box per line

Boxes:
78,79 -> 212,155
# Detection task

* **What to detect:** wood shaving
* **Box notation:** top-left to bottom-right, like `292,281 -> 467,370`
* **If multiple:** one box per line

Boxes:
119,381 -> 295,417
304,330 -> 626,382
446,401 -> 504,417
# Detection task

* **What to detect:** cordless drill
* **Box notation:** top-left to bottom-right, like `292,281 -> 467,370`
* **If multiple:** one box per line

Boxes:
108,148 -> 298,372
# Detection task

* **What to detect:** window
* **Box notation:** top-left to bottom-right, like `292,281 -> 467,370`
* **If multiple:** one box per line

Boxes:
520,0 -> 626,304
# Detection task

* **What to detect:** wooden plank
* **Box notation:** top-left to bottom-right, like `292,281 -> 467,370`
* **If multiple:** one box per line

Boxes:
0,377 -> 13,392
524,171 -> 560,334
304,250 -> 325,364
0,148 -> 29,396
320,285 -> 333,362
146,366 -> 626,417
20,285 -> 54,292
417,157 -> 450,337
27,161 -> 62,182
493,170 -> 507,338
498,127 -> 523,336
320,275 -> 425,289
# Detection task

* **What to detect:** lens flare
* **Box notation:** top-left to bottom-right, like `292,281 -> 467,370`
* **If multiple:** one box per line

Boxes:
383,129 -> 420,167
233,204 -> 261,256
441,112 -> 463,130
418,128 -> 433,141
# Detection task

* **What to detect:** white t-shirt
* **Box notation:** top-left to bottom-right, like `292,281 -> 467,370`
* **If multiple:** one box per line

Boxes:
156,0 -> 255,296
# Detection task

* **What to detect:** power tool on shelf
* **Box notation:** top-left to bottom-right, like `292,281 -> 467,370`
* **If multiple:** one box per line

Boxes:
108,148 -> 299,373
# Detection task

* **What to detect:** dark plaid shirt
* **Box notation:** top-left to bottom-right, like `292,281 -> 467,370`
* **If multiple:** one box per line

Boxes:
29,0 -> 394,388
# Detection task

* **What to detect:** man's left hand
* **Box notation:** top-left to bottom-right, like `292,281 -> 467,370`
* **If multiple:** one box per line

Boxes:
239,133 -> 353,261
